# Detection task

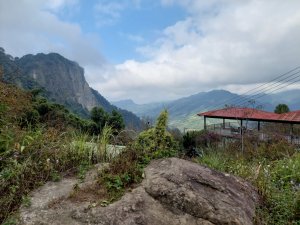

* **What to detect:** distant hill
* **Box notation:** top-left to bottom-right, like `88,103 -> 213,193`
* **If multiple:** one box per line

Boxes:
112,99 -> 169,119
0,48 -> 142,129
114,89 -> 300,131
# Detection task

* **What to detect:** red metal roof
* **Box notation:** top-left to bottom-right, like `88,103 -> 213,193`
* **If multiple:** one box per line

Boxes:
277,110 -> 300,121
198,107 -> 300,123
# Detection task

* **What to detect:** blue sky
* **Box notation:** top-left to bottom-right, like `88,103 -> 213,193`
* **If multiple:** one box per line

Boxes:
51,0 -> 187,63
1,0 -> 300,103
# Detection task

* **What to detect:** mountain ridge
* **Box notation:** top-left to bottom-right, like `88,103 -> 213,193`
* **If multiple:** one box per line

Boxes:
113,89 -> 300,130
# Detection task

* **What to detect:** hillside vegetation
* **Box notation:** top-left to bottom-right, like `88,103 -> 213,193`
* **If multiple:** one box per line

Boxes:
0,81 -> 299,225
0,81 -> 127,223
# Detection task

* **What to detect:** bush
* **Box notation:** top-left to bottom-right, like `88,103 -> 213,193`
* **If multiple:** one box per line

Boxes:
35,102 -> 52,115
135,110 -> 179,157
97,110 -> 179,201
19,109 -> 40,128
0,103 -> 7,126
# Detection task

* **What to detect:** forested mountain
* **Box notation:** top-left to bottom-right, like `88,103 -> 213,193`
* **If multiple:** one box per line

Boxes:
0,47 -> 142,129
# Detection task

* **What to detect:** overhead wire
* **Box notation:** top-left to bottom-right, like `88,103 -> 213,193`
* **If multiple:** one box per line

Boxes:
225,70 -> 300,108
199,66 -> 300,112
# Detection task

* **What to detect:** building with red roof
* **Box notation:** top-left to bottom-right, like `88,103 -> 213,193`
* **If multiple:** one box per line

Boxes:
197,107 -> 300,144
198,107 -> 300,124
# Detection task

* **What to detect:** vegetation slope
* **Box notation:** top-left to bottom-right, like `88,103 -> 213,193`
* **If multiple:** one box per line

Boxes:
0,80 -> 299,225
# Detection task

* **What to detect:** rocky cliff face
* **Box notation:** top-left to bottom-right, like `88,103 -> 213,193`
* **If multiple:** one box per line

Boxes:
0,48 -> 142,128
17,53 -> 98,111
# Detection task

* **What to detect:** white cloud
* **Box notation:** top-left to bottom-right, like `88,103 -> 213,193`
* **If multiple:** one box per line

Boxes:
94,1 -> 124,26
46,0 -> 79,11
93,0 -> 142,27
0,0 -> 104,67
95,0 -> 300,103
126,34 -> 144,43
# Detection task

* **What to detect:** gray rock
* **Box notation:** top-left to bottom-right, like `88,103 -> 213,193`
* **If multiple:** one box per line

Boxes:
19,158 -> 260,225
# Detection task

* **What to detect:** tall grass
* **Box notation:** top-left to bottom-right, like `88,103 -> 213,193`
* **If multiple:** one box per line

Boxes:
96,124 -> 113,162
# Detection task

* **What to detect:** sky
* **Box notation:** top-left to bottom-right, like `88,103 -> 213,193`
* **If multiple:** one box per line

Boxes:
0,0 -> 300,103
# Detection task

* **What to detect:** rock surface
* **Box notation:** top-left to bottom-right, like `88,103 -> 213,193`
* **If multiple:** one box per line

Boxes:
19,158 -> 260,225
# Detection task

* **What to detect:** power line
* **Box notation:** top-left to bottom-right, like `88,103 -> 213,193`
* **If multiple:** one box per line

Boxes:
200,66 -> 300,112
235,66 -> 300,95
226,70 -> 300,107
238,76 -> 300,108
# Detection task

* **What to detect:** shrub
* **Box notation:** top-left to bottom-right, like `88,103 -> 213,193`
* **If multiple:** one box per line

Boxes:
35,102 -> 52,115
97,110 -> 179,202
0,103 -> 7,126
19,109 -> 40,128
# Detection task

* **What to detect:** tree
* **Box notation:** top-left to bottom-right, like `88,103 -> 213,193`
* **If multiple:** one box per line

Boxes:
90,107 -> 109,132
154,109 -> 168,141
135,110 -> 179,157
108,109 -> 125,133
274,104 -> 290,114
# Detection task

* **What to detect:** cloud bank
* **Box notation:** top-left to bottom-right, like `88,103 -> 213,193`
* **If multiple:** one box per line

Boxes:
1,0 -> 300,103
95,0 -> 300,103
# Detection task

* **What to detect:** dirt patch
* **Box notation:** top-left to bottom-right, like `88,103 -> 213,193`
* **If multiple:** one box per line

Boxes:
68,183 -> 108,204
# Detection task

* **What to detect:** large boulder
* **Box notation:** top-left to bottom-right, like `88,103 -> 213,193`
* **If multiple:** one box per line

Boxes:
19,158 -> 260,225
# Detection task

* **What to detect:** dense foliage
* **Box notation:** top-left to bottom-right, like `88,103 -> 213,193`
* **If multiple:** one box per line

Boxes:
274,103 -> 290,114
90,107 -> 125,135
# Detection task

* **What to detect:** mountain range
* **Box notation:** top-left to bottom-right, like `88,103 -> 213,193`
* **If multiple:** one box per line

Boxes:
113,89 -> 300,131
0,47 -> 142,129
1,47 -> 299,131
